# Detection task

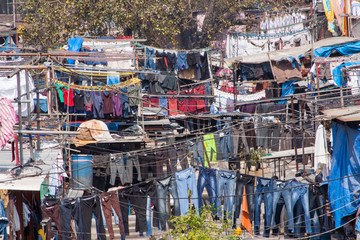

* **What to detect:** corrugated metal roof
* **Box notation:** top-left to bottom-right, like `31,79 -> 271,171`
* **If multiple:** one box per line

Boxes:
0,148 -> 60,191
321,105 -> 360,122
226,37 -> 360,64
262,146 -> 314,159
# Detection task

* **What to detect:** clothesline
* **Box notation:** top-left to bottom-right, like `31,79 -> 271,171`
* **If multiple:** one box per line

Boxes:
134,42 -> 211,53
53,78 -> 141,91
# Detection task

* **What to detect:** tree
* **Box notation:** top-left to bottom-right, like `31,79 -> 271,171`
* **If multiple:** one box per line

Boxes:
18,0 -> 310,50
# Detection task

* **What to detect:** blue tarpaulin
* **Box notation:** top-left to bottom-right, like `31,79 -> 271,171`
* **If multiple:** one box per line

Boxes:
0,36 -> 19,53
329,122 -> 360,228
332,61 -> 360,87
67,37 -> 83,64
314,41 -> 360,57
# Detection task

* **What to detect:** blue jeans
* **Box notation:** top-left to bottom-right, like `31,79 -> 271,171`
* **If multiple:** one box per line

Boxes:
0,200 -> 8,240
272,180 -> 294,233
176,167 -> 200,215
146,196 -> 152,236
254,177 -> 273,237
216,170 -> 236,219
197,167 -> 217,214
291,181 -> 312,234
187,139 -> 204,166
155,175 -> 180,231
219,134 -> 233,161
233,174 -> 255,228
145,48 -> 156,70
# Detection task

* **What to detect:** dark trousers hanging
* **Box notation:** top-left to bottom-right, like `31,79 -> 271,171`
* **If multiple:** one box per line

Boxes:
60,199 -> 83,240
101,192 -> 125,239
79,196 -> 106,240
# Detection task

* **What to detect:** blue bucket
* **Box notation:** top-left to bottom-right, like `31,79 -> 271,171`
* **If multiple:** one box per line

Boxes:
71,154 -> 93,190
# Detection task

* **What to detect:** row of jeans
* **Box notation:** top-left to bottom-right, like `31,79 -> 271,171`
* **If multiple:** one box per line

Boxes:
245,176 -> 329,238
42,166 -> 329,239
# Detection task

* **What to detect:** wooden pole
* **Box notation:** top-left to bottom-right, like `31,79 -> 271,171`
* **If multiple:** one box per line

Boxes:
291,96 -> 299,172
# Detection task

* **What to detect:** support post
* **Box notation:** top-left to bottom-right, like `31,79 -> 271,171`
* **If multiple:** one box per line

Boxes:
291,96 -> 299,172
36,74 -> 41,150
25,70 -> 34,160
301,98 -> 306,177
16,73 -> 23,164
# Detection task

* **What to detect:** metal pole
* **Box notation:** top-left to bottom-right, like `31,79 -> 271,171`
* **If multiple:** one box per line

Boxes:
12,0 -> 16,28
36,74 -> 41,150
66,76 -> 71,131
25,70 -> 34,160
16,73 -> 23,165
291,96 -> 299,172
301,99 -> 306,177
234,63 -> 237,106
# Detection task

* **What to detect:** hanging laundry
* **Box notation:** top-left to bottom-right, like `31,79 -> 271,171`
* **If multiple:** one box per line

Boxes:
241,187 -> 253,236
168,93 -> 179,116
175,167 -> 200,215
101,91 -> 114,115
314,124 -> 331,179
0,98 -> 18,150
197,167 -> 217,215
67,37 -> 83,64
100,191 -> 125,239
155,175 -> 181,231
177,53 -> 189,70
109,153 -> 130,185
48,153 -> 68,197
254,177 -> 272,237
128,83 -> 141,106
156,51 -> 168,71
234,174 -> 255,228
84,91 -> 93,116
0,200 -> 8,239
203,133 -> 217,165
166,52 -> 177,70
216,170 -> 236,220
63,87 -> 74,107
107,75 -> 120,85
79,196 -> 106,240
112,91 -> 122,117
92,91 -> 104,118
73,90 -> 85,113
145,48 -> 156,70
323,0 -> 336,32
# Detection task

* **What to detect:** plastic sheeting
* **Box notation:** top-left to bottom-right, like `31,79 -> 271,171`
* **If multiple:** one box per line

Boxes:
328,122 -> 360,228
313,41 -> 360,57
332,61 -> 360,86
0,70 -> 35,116
67,37 -> 83,64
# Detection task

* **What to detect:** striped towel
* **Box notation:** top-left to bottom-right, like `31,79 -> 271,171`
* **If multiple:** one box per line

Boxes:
0,98 -> 18,149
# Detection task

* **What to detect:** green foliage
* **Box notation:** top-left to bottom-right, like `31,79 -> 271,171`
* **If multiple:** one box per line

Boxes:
250,148 -> 264,166
166,205 -> 240,240
18,0 -> 310,50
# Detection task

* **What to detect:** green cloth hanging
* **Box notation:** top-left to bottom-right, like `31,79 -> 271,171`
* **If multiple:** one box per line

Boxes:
203,133 -> 217,166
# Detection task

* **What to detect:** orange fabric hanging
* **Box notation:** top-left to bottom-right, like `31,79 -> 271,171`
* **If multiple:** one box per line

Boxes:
241,187 -> 253,237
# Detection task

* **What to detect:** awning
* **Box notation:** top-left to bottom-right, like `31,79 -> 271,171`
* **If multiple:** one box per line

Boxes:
321,105 -> 360,122
0,149 -> 60,191
226,37 -> 360,64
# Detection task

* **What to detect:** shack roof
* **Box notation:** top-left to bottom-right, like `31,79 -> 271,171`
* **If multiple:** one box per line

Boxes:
226,37 -> 360,64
